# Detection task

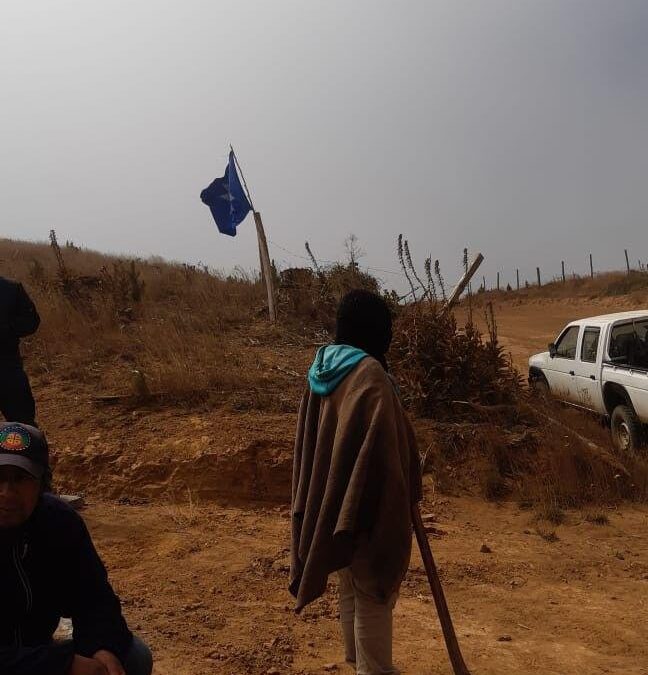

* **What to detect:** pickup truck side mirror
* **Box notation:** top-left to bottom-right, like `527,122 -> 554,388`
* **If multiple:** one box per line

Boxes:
549,343 -> 557,358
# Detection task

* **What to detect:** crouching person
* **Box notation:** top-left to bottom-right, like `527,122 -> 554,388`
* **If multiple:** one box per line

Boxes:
0,422 -> 153,675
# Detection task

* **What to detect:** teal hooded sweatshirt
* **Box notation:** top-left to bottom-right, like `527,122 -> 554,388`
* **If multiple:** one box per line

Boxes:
308,345 -> 368,396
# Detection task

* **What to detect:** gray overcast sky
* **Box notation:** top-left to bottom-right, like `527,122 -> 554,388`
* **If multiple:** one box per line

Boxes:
1,0 -> 647,291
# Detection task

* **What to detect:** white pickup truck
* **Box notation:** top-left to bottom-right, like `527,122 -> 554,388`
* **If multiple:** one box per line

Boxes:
528,311 -> 648,453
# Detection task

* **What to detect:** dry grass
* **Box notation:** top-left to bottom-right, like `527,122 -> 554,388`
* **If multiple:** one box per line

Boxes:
584,511 -> 611,526
474,269 -> 648,304
534,503 -> 566,525
3,235 -> 389,406
535,526 -> 559,542
6,236 -> 648,508
1,237 -> 276,403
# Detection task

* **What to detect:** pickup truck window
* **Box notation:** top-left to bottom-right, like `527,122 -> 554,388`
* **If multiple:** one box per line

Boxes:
555,325 -> 580,359
581,327 -> 600,363
609,319 -> 648,368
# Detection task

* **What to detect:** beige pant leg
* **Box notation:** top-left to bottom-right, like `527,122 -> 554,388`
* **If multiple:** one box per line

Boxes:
339,566 -> 400,675
353,583 -> 399,675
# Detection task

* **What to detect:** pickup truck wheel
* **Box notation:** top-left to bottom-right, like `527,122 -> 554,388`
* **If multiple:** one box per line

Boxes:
610,405 -> 643,454
530,375 -> 550,399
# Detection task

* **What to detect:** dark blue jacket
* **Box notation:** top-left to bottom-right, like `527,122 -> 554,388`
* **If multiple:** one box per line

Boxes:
0,495 -> 133,675
0,277 -> 40,365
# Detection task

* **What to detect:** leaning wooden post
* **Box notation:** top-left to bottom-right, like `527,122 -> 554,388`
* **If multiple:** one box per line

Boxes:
230,145 -> 277,322
590,253 -> 594,279
561,261 -> 565,283
625,249 -> 630,275
253,211 -> 277,322
536,267 -> 541,287
442,253 -> 484,315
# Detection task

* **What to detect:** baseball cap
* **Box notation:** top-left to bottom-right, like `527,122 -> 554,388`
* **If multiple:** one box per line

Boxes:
0,423 -> 49,479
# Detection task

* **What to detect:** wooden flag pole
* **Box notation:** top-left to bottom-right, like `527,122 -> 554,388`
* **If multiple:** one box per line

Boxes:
230,146 -> 277,322
254,211 -> 277,322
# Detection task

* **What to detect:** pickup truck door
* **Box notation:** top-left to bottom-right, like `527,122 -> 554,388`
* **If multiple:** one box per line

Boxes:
604,318 -> 648,423
544,325 -> 581,402
572,326 -> 604,411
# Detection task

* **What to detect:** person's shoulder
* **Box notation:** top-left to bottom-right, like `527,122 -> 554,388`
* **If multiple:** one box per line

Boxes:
355,356 -> 387,376
346,356 -> 393,395
0,276 -> 18,292
36,493 -> 86,532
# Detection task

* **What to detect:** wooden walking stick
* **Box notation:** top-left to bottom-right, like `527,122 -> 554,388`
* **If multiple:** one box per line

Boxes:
412,504 -> 472,675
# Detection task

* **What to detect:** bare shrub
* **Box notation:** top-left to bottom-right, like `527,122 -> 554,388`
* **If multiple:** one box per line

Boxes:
277,261 -> 379,328
584,511 -> 610,526
536,526 -> 559,542
482,469 -> 509,501
391,302 -> 522,418
534,503 -> 566,525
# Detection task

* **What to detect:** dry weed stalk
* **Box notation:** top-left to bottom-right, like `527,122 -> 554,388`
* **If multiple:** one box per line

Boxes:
49,230 -> 73,295
304,241 -> 322,276
403,240 -> 427,300
397,234 -> 418,301
434,260 -> 447,302
424,257 -> 438,301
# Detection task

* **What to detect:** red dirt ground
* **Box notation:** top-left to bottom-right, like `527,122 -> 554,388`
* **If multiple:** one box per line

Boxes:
32,294 -> 648,674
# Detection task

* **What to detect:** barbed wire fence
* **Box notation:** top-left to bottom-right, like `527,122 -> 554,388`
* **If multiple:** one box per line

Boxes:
268,236 -> 648,304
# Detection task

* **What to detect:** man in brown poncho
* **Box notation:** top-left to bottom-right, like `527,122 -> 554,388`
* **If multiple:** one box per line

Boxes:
290,290 -> 422,675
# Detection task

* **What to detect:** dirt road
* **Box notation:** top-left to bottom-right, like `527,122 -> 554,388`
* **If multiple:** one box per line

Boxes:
463,295 -> 647,372
89,484 -> 648,674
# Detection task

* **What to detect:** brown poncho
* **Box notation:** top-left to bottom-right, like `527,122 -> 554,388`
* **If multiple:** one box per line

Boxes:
289,357 -> 423,611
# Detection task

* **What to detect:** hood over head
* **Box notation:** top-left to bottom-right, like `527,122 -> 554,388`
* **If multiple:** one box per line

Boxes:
308,345 -> 368,396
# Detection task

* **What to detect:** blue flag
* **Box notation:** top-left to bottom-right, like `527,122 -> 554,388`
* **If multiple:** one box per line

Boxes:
200,151 -> 252,236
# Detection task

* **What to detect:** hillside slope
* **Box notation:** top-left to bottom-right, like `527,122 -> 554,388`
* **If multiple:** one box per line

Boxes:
3,237 -> 648,506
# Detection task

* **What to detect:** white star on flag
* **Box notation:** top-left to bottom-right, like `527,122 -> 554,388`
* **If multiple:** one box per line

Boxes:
218,181 -> 232,202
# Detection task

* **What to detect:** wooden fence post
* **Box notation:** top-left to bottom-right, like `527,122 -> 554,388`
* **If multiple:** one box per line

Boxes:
536,267 -> 541,287
561,261 -> 565,283
625,249 -> 630,274
442,253 -> 484,315
516,268 -> 520,291
497,272 -> 500,291
253,211 -> 277,322
590,253 -> 594,279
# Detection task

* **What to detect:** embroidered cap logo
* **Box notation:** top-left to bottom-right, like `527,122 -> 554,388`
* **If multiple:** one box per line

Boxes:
0,427 -> 31,453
